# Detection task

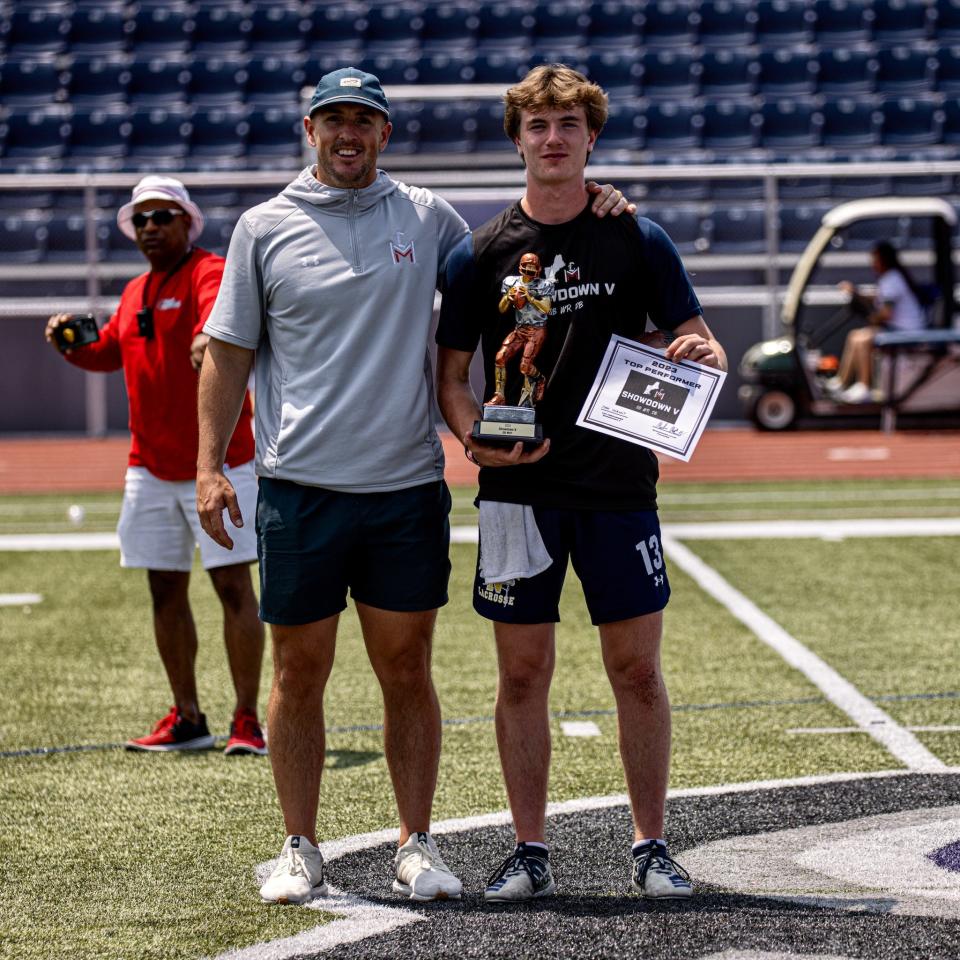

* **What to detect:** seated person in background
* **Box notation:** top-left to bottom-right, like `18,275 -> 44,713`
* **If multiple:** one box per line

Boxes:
827,240 -> 927,403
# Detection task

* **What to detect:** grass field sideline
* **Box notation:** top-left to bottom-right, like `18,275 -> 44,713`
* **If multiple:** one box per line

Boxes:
1,478 -> 959,959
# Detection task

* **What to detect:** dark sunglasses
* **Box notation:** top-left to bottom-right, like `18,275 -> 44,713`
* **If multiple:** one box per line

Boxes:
131,209 -> 185,229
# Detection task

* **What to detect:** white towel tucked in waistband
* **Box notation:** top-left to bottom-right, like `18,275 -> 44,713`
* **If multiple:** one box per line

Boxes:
478,501 -> 553,585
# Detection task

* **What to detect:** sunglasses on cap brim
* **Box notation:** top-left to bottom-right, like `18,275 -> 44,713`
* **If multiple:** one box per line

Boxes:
132,209 -> 186,229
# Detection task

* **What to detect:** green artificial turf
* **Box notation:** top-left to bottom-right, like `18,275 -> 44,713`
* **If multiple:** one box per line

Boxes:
1,481 -> 957,959
690,535 -> 960,766
2,477 -> 960,537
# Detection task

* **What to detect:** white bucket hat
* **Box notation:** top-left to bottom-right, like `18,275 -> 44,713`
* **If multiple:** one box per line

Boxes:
117,176 -> 204,244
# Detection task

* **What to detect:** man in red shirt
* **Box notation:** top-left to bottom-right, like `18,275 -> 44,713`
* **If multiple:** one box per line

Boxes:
45,176 -> 265,755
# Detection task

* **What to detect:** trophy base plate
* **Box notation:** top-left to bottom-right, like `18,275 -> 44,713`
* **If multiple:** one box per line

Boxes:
472,419 -> 544,446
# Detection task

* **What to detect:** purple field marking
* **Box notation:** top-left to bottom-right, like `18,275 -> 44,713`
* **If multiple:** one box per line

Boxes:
928,841 -> 960,873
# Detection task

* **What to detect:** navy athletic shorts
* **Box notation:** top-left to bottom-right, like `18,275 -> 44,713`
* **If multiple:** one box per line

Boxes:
257,478 -> 452,625
473,506 -> 670,626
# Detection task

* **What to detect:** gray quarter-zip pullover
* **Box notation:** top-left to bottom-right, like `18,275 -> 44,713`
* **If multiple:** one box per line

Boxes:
204,167 -> 469,491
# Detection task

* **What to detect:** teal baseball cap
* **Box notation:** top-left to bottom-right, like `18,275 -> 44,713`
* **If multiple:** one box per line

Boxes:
308,67 -> 390,119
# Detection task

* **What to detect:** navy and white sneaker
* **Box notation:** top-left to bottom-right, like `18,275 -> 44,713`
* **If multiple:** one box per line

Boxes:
485,843 -> 556,902
631,840 -> 692,899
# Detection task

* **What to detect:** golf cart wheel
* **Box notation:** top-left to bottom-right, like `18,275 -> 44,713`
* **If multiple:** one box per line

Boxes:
752,390 -> 796,431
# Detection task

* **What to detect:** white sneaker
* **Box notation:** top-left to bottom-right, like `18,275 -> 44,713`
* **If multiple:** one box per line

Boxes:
839,381 -> 871,403
393,832 -> 462,901
260,835 -> 327,904
631,841 -> 692,900
823,375 -> 845,393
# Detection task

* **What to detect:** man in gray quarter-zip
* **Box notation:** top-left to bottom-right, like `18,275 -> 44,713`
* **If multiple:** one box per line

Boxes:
195,66 -> 633,906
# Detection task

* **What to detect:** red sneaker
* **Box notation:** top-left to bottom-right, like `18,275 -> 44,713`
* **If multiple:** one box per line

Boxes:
125,707 -> 215,752
224,708 -> 268,756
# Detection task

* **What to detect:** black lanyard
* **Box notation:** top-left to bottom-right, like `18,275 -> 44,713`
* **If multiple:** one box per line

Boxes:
137,249 -> 194,339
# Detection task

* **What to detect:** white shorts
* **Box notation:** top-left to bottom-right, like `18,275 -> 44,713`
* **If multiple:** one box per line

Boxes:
118,461 -> 258,572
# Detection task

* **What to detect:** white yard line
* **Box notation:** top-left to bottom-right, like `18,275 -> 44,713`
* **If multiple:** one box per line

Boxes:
662,535 -> 947,773
212,890 -> 426,960
561,721 -> 601,737
0,532 -> 120,550
4,517 -> 960,551
663,517 -> 960,540
789,726 -> 960,735
0,593 -> 42,606
661,487 -> 960,505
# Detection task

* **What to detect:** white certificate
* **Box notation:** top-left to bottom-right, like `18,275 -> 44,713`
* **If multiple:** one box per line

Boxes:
575,334 -> 726,462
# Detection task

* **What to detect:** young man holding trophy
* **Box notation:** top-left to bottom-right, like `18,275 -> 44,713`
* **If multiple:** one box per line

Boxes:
436,64 -> 727,902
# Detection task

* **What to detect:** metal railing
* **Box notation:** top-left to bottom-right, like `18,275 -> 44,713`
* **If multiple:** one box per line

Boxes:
3,159 -> 959,433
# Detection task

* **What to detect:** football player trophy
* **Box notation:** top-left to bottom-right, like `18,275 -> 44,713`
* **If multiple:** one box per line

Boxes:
472,253 -> 554,447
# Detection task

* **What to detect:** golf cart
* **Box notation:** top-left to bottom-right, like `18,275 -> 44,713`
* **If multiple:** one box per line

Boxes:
739,197 -> 960,430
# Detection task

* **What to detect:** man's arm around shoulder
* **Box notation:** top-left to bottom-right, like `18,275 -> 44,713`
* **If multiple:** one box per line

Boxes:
197,337 -> 254,549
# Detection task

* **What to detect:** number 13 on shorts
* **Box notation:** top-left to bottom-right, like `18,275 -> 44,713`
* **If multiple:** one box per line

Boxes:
636,534 -> 665,585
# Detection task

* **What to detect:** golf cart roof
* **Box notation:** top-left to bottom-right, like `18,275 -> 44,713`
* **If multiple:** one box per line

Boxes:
822,197 -> 958,229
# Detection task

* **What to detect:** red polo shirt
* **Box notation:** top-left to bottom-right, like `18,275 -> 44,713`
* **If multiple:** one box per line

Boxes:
66,248 -> 254,482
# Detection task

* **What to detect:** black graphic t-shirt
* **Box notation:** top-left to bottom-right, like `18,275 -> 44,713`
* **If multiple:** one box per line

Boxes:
436,201 -> 702,511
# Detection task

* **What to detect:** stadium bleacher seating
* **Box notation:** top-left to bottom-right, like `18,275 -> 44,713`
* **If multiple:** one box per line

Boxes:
642,100 -> 702,151
820,97 -> 883,148
3,0 -> 960,272
697,0 -> 758,47
45,211 -> 108,262
881,97 -> 945,148
2,211 -> 49,263
128,2 -> 193,56
417,101 -> 477,153
760,99 -> 824,152
778,202 -> 832,251
586,1 -> 643,49
126,56 -> 189,107
125,105 -> 191,170
476,2 -> 535,51
248,5 -> 310,55
698,49 -> 758,98
245,55 -> 305,107
66,56 -> 129,108
0,58 -> 64,107
938,0 -> 960,40
642,0 -> 698,48
874,46 -> 937,95
815,47 -> 877,95
420,2 -> 479,52
0,107 -> 70,171
190,4 -> 249,55
872,0 -> 935,43
189,106 -> 249,167
2,0 -> 960,174
67,108 -> 130,170
67,4 -> 128,56
812,0 -> 875,47
757,49 -> 816,97
641,49 -> 698,98
653,207 -> 711,253
1,4 -> 71,57
708,204 -> 767,252
755,0 -> 816,44
700,100 -> 762,152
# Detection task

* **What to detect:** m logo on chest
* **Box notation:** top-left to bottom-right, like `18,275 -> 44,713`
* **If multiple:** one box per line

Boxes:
389,231 -> 416,265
